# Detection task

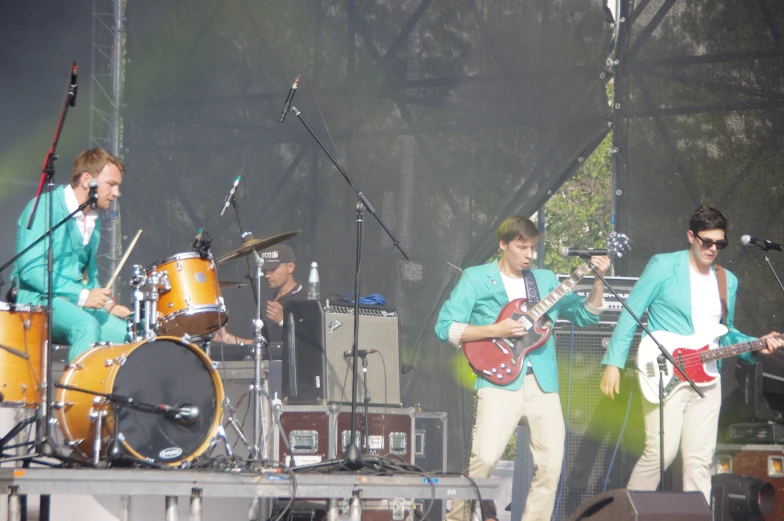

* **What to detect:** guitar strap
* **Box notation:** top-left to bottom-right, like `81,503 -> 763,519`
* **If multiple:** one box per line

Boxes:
714,263 -> 729,324
522,270 -> 540,304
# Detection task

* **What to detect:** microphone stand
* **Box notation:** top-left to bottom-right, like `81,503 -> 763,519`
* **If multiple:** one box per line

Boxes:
589,265 -> 703,490
287,104 -> 409,468
1,64 -> 79,460
756,249 -> 784,296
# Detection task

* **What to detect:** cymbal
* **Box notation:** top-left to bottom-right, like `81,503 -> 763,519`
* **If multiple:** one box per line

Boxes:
219,280 -> 248,289
215,230 -> 301,265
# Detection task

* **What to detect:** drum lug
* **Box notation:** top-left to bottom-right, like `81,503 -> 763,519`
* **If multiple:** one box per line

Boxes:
65,363 -> 85,371
115,353 -> 127,366
160,271 -> 172,292
185,296 -> 192,310
176,258 -> 183,271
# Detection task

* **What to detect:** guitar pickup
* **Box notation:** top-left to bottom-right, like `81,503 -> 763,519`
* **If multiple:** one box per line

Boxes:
492,339 -> 509,355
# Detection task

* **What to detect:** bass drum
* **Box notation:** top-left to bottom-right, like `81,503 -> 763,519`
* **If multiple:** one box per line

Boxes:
57,337 -> 224,466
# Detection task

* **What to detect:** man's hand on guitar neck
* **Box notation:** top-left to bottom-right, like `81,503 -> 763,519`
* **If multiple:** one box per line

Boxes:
760,331 -> 784,355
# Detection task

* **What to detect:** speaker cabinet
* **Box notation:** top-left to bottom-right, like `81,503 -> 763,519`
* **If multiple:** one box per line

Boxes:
282,300 -> 401,406
567,489 -> 710,521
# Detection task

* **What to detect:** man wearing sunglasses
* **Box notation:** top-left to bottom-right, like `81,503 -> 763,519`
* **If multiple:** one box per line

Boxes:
599,205 -> 783,503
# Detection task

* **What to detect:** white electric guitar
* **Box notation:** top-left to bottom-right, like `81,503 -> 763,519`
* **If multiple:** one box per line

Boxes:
635,325 -> 781,404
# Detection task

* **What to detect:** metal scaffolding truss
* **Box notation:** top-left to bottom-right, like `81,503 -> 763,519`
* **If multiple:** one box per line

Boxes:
89,0 -> 125,296
612,0 -> 784,237
127,0 -> 612,266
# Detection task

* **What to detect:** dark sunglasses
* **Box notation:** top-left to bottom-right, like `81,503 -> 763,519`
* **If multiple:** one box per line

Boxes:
695,233 -> 728,250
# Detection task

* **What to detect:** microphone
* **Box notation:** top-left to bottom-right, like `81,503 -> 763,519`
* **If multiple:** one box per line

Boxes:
344,349 -> 377,358
88,179 -> 99,210
741,235 -> 784,252
557,246 -> 609,258
69,62 -> 78,107
278,76 -> 299,123
219,176 -> 242,216
173,405 -> 200,422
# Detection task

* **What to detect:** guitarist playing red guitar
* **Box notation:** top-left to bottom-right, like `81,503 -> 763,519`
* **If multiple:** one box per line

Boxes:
435,215 -> 610,521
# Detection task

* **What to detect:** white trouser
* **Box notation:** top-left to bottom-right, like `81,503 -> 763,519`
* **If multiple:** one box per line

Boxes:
447,374 -> 565,521
627,380 -> 721,503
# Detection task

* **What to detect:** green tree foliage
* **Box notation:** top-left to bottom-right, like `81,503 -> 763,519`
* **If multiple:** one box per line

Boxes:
542,129 -> 613,275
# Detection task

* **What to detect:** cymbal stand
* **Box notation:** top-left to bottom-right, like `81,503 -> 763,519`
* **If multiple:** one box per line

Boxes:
228,186 -> 259,305
249,251 -> 272,464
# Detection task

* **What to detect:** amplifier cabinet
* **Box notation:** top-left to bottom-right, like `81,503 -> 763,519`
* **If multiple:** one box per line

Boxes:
275,404 -> 415,467
714,444 -> 784,521
282,301 -> 401,406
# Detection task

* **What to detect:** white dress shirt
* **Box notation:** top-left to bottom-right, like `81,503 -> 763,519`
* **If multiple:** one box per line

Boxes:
64,185 -> 98,307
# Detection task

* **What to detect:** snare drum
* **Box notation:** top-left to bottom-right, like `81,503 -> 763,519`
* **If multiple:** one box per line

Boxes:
0,303 -> 47,407
57,336 -> 224,466
148,252 -> 228,338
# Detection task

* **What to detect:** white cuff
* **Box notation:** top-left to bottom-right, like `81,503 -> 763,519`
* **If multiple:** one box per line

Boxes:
584,299 -> 605,316
277,320 -> 284,327
448,322 -> 468,349
77,289 -> 89,308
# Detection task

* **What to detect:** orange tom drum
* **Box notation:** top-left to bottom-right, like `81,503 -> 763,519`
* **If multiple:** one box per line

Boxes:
147,252 -> 228,338
0,304 -> 47,407
57,337 -> 224,466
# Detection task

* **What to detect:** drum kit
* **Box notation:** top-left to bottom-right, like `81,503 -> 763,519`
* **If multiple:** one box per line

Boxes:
0,229 -> 300,469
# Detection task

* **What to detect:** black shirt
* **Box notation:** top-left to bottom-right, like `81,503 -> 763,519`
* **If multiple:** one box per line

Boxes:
265,283 -> 306,343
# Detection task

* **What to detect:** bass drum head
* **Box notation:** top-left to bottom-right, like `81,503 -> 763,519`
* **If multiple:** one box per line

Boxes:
113,337 -> 222,464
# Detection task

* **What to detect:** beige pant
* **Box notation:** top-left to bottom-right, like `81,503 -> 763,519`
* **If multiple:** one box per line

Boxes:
627,380 -> 721,503
447,374 -> 565,521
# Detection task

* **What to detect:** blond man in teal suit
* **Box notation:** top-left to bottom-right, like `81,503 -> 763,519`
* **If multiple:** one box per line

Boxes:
13,148 -> 132,362
436,216 -> 610,521
601,206 -> 783,503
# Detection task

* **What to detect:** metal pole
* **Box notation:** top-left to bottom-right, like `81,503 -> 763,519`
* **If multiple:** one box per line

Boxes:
107,0 -> 125,298
189,489 -> 202,521
165,496 -> 179,521
8,487 -> 21,521
119,495 -> 132,521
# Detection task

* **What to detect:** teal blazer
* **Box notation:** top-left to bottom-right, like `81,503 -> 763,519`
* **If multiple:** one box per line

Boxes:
12,186 -> 101,305
603,250 -> 755,368
435,261 -> 601,393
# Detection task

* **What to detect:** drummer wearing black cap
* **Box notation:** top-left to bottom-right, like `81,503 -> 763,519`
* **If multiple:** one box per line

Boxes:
257,243 -> 306,342
215,243 -> 306,345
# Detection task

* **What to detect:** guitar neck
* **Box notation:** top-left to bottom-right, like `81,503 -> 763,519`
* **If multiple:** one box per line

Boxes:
700,335 -> 784,363
527,263 -> 594,322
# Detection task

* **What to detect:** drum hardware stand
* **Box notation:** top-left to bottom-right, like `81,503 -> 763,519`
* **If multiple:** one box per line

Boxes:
222,397 -> 253,452
127,264 -> 170,342
87,397 -> 109,466
226,183 -> 260,305
248,250 -> 273,464
283,101 -> 409,468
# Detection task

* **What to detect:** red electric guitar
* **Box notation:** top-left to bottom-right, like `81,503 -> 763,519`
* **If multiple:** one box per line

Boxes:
462,233 -> 630,385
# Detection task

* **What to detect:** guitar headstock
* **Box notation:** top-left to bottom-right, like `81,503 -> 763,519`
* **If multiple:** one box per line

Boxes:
605,232 -> 632,259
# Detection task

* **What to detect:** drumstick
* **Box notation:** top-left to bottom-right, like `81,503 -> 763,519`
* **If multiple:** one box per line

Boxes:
105,229 -> 142,289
